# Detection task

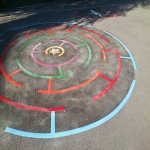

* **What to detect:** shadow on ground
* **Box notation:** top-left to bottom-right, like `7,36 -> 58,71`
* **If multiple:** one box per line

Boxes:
0,0 -> 148,35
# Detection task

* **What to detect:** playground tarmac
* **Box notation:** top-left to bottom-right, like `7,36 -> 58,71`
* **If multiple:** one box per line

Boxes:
0,0 -> 150,149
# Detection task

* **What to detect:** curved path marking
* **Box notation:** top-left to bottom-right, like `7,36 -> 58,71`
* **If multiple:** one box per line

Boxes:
69,26 -> 110,43
66,35 -> 92,68
16,58 -> 73,79
19,34 -> 51,51
0,40 -> 22,88
24,30 -> 52,37
93,49 -> 121,101
45,46 -> 65,56
31,43 -> 77,68
38,70 -> 101,94
103,31 -> 137,70
82,33 -> 106,62
50,40 -> 78,50
0,24 -> 136,138
5,80 -> 136,138
0,95 -> 64,112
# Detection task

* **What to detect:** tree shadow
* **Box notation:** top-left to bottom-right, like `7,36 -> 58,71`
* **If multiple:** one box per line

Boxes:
0,0 -> 148,47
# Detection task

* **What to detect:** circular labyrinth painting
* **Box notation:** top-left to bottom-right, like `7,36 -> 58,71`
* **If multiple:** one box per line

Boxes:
0,23 -> 136,138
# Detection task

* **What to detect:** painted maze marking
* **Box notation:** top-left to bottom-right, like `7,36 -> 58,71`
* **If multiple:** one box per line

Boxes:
45,46 -> 65,56
120,56 -> 131,59
16,58 -> 73,79
0,95 -> 64,112
93,49 -> 121,101
8,69 -> 22,77
0,40 -> 22,88
19,34 -> 51,51
0,24 -> 136,138
82,33 -> 106,62
50,40 -> 78,50
99,74 -> 113,82
69,26 -> 110,43
5,80 -> 136,138
103,31 -> 137,70
31,42 -> 77,67
38,70 -> 101,94
51,112 -> 56,133
66,35 -> 92,68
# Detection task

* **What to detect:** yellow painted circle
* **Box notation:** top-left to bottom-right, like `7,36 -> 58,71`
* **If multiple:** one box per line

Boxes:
45,46 -> 65,56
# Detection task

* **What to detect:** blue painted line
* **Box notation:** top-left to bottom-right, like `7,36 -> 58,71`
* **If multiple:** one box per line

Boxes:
103,31 -> 137,70
5,80 -> 136,138
51,111 -> 55,134
13,22 -> 93,31
120,56 -> 131,59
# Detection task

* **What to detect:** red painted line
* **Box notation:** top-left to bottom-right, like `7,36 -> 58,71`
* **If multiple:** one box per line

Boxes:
69,26 -> 110,44
0,95 -> 64,112
98,74 -> 113,82
93,50 -> 121,101
8,69 -> 22,77
24,30 -> 53,37
48,78 -> 52,91
24,29 -> 72,38
38,70 -> 102,94
0,40 -> 22,88
82,33 -> 106,62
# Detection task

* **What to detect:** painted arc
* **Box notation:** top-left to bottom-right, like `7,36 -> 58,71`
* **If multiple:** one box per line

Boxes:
0,40 -> 22,88
30,40 -> 78,68
50,39 -> 78,50
0,22 -> 137,139
5,80 -> 136,138
82,33 -> 106,62
0,95 -> 65,112
66,35 -> 92,68
93,49 -> 121,101
103,31 -> 137,70
38,70 -> 102,94
45,46 -> 65,56
16,58 -> 74,79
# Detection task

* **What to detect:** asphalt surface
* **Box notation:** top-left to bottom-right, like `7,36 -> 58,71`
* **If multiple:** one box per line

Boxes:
0,1 -> 150,150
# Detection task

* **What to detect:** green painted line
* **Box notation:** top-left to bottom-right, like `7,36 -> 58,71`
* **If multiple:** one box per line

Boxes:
66,35 -> 92,68
16,58 -> 73,79
58,66 -> 63,75
19,34 -> 51,51
76,44 -> 86,47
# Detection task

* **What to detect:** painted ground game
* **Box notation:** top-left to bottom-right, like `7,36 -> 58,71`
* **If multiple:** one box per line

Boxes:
0,21 -> 136,138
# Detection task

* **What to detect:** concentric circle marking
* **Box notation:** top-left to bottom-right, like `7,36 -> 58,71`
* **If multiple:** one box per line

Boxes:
0,23 -> 136,139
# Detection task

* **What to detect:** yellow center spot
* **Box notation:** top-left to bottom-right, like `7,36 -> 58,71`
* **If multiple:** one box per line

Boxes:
50,49 -> 60,55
